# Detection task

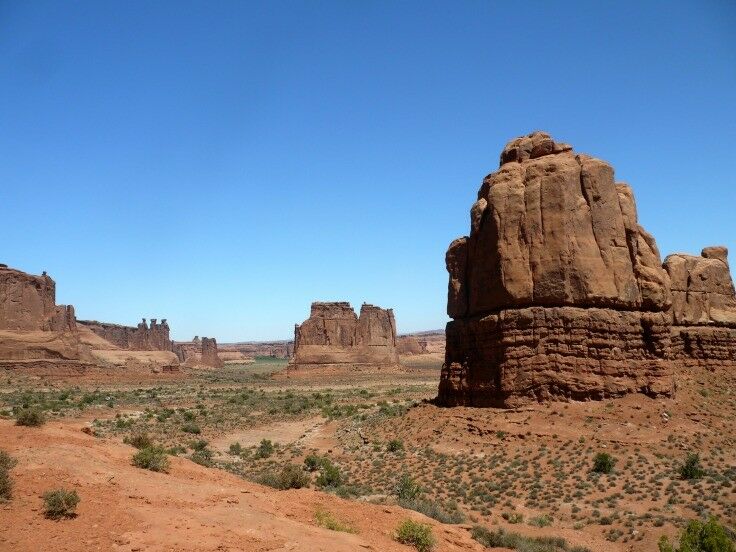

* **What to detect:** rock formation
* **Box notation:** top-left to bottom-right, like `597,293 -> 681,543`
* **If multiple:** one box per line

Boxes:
0,264 -> 76,332
174,337 -> 224,368
291,302 -> 398,368
78,318 -> 173,351
665,247 -> 736,366
439,132 -> 677,407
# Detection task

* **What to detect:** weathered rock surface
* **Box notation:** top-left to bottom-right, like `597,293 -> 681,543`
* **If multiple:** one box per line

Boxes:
175,337 -> 224,368
291,302 -> 398,368
665,247 -> 736,366
439,132 -> 676,406
0,265 -> 76,332
78,318 -> 173,351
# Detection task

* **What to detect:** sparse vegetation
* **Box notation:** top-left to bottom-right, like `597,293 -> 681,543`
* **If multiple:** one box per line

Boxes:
592,452 -> 616,474
257,464 -> 309,490
314,508 -> 357,533
124,431 -> 153,449
658,517 -> 735,552
679,452 -> 705,480
254,439 -> 275,459
395,519 -> 435,552
0,450 -> 17,501
471,525 -> 591,551
43,489 -> 80,519
15,407 -> 45,427
132,446 -> 170,472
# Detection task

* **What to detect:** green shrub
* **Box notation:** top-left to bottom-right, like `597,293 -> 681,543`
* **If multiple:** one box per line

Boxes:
471,525 -> 591,551
315,459 -> 342,488
387,439 -> 404,452
132,446 -> 170,472
658,517 -> 735,552
190,448 -> 213,467
228,442 -> 243,456
254,439 -> 274,458
181,422 -> 201,434
0,450 -> 17,502
395,519 -> 435,552
304,454 -> 322,471
189,439 -> 209,451
395,473 -> 422,501
315,508 -> 357,533
529,514 -> 553,527
257,464 -> 310,490
679,453 -> 705,480
592,452 -> 616,474
43,489 -> 80,519
15,407 -> 45,427
399,497 -> 465,524
123,431 -> 153,449
502,511 -> 524,524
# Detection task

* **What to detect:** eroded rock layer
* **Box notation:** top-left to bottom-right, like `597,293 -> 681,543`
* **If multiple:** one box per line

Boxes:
439,132 -> 677,406
665,247 -> 736,367
292,302 -> 398,368
78,318 -> 173,351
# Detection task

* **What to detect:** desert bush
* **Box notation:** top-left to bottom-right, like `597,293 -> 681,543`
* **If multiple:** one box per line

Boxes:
0,450 -> 17,502
529,514 -> 554,527
314,508 -> 357,533
658,517 -> 734,552
387,439 -> 404,452
132,446 -> 170,472
471,525 -> 591,551
228,442 -> 243,456
315,458 -> 342,489
502,512 -> 524,524
43,489 -> 80,519
304,454 -> 322,471
679,452 -> 705,480
15,407 -> 45,427
257,464 -> 310,490
190,448 -> 213,467
254,439 -> 274,459
395,473 -> 422,501
592,452 -> 616,474
181,422 -> 201,434
395,519 -> 435,552
399,497 -> 465,524
123,431 -> 153,450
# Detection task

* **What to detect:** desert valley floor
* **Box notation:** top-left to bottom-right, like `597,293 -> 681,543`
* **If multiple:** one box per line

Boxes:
1,355 -> 734,552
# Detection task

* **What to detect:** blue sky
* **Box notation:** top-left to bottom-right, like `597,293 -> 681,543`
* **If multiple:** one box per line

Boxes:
2,1 -> 735,341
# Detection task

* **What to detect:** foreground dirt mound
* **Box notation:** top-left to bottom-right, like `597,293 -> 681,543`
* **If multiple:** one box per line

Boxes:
0,421 -> 483,552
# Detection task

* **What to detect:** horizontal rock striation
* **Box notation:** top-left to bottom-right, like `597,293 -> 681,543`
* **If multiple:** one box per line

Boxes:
439,132 -> 678,407
291,302 -> 398,368
665,247 -> 736,367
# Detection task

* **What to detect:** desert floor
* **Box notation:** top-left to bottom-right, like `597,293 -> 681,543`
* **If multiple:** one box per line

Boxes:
1,355 -> 734,551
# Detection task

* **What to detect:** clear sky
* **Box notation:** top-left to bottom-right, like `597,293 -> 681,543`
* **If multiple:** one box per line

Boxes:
2,1 -> 735,342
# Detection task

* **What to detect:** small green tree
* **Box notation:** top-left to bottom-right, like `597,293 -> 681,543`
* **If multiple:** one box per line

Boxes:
0,450 -> 17,502
255,439 -> 275,458
315,458 -> 342,488
395,473 -> 423,501
132,446 -> 170,473
592,452 -> 616,474
680,453 -> 705,480
658,517 -> 735,552
15,407 -> 45,427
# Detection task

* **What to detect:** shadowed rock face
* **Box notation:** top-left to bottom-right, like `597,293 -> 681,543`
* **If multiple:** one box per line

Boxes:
0,265 -> 76,332
292,302 -> 398,367
439,132 -> 677,407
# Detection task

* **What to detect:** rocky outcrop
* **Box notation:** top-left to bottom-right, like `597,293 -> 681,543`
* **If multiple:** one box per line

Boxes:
0,264 -> 76,332
174,337 -> 224,368
291,302 -> 398,368
439,132 -> 676,407
664,247 -> 736,366
77,318 -> 173,351
200,337 -> 224,368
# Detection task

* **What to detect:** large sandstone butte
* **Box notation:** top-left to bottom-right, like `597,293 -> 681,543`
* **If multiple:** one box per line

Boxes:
291,302 -> 399,368
439,131 -> 682,407
174,336 -> 224,368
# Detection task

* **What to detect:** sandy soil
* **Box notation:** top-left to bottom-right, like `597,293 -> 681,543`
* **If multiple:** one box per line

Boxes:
0,420 -> 485,552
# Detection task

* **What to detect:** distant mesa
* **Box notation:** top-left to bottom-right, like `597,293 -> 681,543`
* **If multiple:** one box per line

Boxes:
438,131 -> 736,407
290,301 -> 399,370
